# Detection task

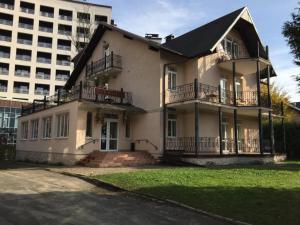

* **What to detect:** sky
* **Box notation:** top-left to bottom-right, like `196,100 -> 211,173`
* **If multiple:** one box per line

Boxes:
89,0 -> 300,102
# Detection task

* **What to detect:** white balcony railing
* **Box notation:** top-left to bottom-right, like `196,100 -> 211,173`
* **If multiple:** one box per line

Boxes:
58,30 -> 72,36
0,52 -> 10,58
39,27 -> 53,33
56,75 -> 69,81
59,15 -> 72,21
36,73 -> 50,79
35,89 -> 49,95
19,23 -> 33,29
0,3 -> 14,10
57,60 -> 70,66
0,19 -> 13,26
0,86 -> 7,92
40,12 -> 54,18
20,7 -> 34,14
0,69 -> 9,75
16,55 -> 31,61
14,88 -> 29,94
0,36 -> 11,42
57,45 -> 71,51
37,58 -> 51,64
18,39 -> 32,45
38,42 -> 52,48
15,71 -> 30,77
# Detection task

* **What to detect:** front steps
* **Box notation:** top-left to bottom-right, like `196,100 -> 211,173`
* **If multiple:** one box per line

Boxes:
78,150 -> 157,168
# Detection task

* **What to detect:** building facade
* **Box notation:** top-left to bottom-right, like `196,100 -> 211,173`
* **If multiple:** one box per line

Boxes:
0,0 -> 112,143
16,7 -> 278,165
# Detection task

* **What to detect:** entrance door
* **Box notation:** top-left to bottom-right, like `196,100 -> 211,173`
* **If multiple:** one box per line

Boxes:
100,119 -> 118,151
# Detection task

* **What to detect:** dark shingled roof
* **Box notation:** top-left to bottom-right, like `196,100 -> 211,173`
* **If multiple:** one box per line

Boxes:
162,7 -> 245,58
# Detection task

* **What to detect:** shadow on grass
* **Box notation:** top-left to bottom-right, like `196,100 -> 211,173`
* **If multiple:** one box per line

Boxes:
134,185 -> 300,225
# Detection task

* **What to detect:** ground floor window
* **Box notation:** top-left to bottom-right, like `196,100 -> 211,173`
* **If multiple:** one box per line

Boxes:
125,119 -> 130,138
30,119 -> 39,140
21,121 -> 28,140
168,115 -> 177,138
86,112 -> 93,138
42,116 -> 52,139
56,113 -> 69,138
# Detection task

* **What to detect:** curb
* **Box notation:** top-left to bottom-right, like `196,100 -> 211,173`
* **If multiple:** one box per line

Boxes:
46,169 -> 251,225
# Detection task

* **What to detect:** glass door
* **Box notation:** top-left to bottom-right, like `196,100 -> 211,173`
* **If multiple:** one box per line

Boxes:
100,119 -> 118,151
221,122 -> 228,152
220,79 -> 227,104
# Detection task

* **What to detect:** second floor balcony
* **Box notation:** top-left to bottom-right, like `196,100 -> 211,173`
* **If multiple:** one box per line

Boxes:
86,52 -> 122,78
166,80 -> 269,108
13,87 -> 29,94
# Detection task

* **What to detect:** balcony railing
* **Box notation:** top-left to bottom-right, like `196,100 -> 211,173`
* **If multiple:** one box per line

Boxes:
0,86 -> 7,92
166,137 -> 259,155
0,52 -> 10,58
40,12 -> 54,18
57,60 -> 70,66
16,55 -> 31,61
166,81 -> 270,107
36,73 -> 50,79
39,27 -> 53,33
19,23 -> 33,30
37,58 -> 51,64
15,71 -> 30,77
0,36 -> 11,42
0,69 -> 8,75
55,75 -> 69,81
57,45 -> 71,51
58,30 -> 71,36
18,39 -> 32,45
0,3 -> 14,10
0,19 -> 13,26
59,15 -> 72,21
86,52 -> 122,78
38,42 -> 52,48
35,89 -> 49,95
20,7 -> 34,14
21,85 -> 133,116
14,87 -> 29,94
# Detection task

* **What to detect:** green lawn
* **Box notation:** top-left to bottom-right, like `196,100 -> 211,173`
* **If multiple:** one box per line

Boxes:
94,164 -> 300,225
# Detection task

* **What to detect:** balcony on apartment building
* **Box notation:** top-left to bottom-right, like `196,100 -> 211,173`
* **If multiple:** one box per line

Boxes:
16,49 -> 31,61
38,36 -> 52,48
13,82 -> 29,94
40,5 -> 54,18
0,63 -> 9,75
0,0 -> 14,10
86,52 -> 122,78
56,70 -> 69,81
77,12 -> 90,23
0,46 -> 10,59
17,33 -> 33,45
0,80 -> 8,92
36,68 -> 50,80
15,65 -> 30,77
0,29 -> 12,42
34,84 -> 49,95
95,15 -> 108,24
39,21 -> 53,33
18,17 -> 33,30
0,13 -> 13,26
58,24 -> 72,36
56,54 -> 70,66
37,52 -> 51,64
20,1 -> 35,14
76,27 -> 90,38
59,9 -> 72,21
57,39 -> 71,51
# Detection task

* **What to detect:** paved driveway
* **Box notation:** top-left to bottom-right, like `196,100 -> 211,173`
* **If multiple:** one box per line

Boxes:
0,164 -> 232,225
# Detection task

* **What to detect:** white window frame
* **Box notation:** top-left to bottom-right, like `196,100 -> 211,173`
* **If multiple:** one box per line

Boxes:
30,119 -> 39,140
21,121 -> 28,140
222,37 -> 239,58
167,118 -> 177,138
56,113 -> 69,138
42,116 -> 52,139
167,67 -> 177,91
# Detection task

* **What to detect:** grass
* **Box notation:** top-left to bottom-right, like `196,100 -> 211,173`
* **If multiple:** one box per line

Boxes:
94,163 -> 300,225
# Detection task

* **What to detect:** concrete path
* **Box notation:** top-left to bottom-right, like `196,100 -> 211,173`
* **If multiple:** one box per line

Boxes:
0,163 -> 233,225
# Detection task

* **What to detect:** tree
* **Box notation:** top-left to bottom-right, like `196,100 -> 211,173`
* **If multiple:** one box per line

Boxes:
283,2 -> 300,66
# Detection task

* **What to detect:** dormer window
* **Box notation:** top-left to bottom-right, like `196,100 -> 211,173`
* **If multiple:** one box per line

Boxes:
221,37 -> 239,59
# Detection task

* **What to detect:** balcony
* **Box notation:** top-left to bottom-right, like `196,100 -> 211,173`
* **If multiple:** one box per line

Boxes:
15,70 -> 30,77
0,2 -> 14,10
39,27 -> 53,33
57,60 -> 70,66
14,87 -> 29,94
0,35 -> 11,42
36,73 -> 50,80
18,38 -> 32,45
59,15 -> 72,21
0,52 -> 10,58
57,45 -> 71,51
35,89 -> 49,95
20,7 -> 34,14
0,19 -> 12,26
0,69 -> 8,75
0,86 -> 7,92
40,11 -> 53,18
37,57 -> 51,64
16,55 -> 31,61
166,81 -> 269,107
86,52 -> 122,78
56,74 -> 69,81
19,23 -> 33,30
38,42 -> 52,48
58,30 -> 71,36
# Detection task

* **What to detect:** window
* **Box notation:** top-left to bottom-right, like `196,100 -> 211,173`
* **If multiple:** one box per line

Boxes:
21,121 -> 28,140
125,119 -> 130,138
30,119 -> 39,140
167,115 -> 177,138
221,37 -> 239,58
56,113 -> 69,138
42,116 -> 52,139
86,112 -> 92,137
167,67 -> 177,91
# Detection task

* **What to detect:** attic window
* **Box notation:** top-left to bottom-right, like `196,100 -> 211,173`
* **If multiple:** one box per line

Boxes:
221,37 -> 239,59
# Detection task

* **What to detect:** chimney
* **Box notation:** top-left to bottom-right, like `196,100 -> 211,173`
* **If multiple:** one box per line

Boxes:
165,34 -> 175,43
145,34 -> 162,44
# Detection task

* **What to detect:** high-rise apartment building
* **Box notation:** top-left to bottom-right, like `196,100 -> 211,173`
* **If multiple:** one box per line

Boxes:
0,0 -> 112,144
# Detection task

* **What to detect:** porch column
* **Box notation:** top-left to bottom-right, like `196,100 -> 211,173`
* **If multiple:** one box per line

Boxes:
256,60 -> 261,107
267,65 -> 274,154
162,65 -> 167,153
232,62 -> 237,106
233,109 -> 238,155
267,65 -> 272,108
219,107 -> 223,155
258,109 -> 264,155
195,103 -> 199,156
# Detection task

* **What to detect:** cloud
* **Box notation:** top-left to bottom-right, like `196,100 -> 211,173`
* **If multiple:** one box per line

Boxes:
116,0 -> 205,38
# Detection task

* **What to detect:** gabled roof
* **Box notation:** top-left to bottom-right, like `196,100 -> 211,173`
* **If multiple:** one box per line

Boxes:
162,7 -> 267,59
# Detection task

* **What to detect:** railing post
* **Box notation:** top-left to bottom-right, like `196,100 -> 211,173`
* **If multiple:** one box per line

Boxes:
120,88 -> 124,104
57,89 -> 61,106
194,78 -> 198,99
234,109 -> 238,155
79,81 -> 83,99
43,95 -> 47,109
219,107 -> 223,155
267,65 -> 272,108
256,60 -> 261,107
269,111 -> 275,155
163,65 -> 167,154
258,109 -> 264,155
195,102 -> 199,156
111,51 -> 114,68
